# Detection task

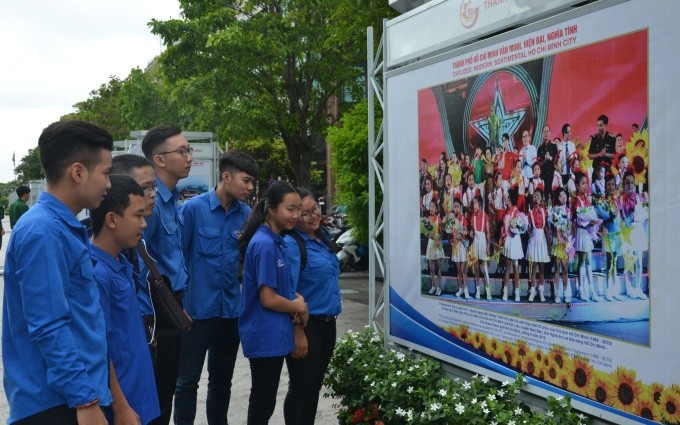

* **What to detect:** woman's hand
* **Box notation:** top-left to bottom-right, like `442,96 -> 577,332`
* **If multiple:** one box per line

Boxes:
291,326 -> 308,358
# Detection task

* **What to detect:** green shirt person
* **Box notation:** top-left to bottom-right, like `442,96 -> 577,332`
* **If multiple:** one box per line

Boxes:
9,186 -> 31,228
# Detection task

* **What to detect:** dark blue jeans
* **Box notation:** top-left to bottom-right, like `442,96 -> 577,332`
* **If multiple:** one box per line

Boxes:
284,317 -> 337,425
174,318 -> 240,425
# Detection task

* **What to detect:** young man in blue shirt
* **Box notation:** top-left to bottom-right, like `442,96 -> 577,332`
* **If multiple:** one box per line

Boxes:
141,125 -> 193,425
2,120 -> 113,424
175,151 -> 259,425
90,175 -> 160,425
110,154 -> 158,349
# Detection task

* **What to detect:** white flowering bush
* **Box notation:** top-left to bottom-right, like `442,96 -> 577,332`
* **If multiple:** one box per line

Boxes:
324,326 -> 590,425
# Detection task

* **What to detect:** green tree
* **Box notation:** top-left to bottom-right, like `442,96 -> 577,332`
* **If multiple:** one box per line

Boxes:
0,180 -> 19,211
326,98 -> 381,245
62,77 -> 128,139
149,0 -> 395,187
14,148 -> 43,182
229,137 -> 294,184
119,67 -> 186,131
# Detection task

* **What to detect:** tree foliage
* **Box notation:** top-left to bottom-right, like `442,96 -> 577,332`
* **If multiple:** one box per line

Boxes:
14,148 -> 43,183
326,98 -> 382,245
149,0 -> 395,187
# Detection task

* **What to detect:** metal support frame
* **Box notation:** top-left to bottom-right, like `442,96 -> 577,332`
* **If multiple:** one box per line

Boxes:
367,25 -> 386,334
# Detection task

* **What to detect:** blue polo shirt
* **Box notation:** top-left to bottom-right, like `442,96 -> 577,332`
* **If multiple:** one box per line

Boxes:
239,225 -> 295,358
283,230 -> 341,316
180,189 -> 251,319
143,176 -> 188,292
2,192 -> 112,423
91,245 -> 160,425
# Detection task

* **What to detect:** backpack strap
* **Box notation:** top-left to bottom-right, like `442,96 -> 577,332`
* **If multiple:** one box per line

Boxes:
286,230 -> 308,272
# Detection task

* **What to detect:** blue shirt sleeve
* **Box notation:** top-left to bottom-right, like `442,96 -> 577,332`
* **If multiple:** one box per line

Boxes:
282,235 -> 302,292
179,201 -> 195,262
14,232 -> 100,407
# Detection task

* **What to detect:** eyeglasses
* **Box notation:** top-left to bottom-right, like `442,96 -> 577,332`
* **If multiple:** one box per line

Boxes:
300,205 -> 322,222
158,147 -> 194,158
140,183 -> 158,194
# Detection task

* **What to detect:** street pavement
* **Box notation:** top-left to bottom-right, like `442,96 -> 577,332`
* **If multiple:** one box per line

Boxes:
0,217 -> 379,424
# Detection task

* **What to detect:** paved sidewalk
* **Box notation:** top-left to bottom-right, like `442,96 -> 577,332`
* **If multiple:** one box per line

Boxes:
0,218 -> 372,424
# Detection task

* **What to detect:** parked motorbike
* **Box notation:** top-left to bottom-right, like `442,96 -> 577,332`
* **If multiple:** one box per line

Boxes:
336,228 -> 368,271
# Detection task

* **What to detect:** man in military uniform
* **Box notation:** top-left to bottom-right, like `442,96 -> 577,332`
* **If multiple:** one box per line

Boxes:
588,114 -> 616,172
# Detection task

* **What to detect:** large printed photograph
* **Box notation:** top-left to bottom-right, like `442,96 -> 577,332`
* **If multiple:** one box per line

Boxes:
414,29 -> 659,418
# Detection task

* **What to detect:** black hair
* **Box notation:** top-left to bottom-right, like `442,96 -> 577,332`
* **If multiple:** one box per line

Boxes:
111,154 -> 153,175
615,133 -> 623,139
533,187 -> 544,202
561,123 -> 570,135
296,186 -> 313,200
219,151 -> 259,179
553,187 -> 568,207
293,186 -> 339,253
90,175 -> 145,237
574,171 -> 588,190
472,195 -> 484,211
622,170 -> 636,185
239,180 -> 298,256
597,114 -> 609,125
15,185 -> 30,198
141,125 -> 182,159
502,133 -> 509,141
604,172 -> 616,185
38,120 -> 113,184
507,187 -> 519,206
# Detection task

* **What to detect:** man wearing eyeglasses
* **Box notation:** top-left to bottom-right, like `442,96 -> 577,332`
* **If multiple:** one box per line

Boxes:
111,154 -> 159,350
141,125 -> 193,425
174,151 -> 258,425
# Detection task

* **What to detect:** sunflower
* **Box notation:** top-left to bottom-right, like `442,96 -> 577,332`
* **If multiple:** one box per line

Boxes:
514,356 -> 524,372
660,388 -> 680,423
548,345 -> 568,370
590,372 -> 614,406
576,137 -> 592,171
522,351 -> 539,377
444,326 -> 459,338
458,325 -> 471,343
471,332 -> 489,352
555,371 -> 571,392
624,129 -> 649,185
545,361 -> 560,386
534,348 -> 545,365
535,364 -> 547,382
648,382 -> 665,404
515,340 -> 530,358
633,392 -> 662,422
568,357 -> 595,397
500,342 -> 516,366
611,366 -> 643,411
488,337 -> 502,359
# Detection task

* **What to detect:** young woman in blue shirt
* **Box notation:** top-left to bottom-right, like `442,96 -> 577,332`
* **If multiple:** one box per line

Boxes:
282,187 -> 341,424
238,181 -> 308,424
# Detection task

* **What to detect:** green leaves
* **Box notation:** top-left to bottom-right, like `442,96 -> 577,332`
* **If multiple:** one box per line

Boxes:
325,327 -> 592,425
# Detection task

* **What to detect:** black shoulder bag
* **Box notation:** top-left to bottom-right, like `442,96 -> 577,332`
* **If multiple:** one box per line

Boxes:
136,242 -> 193,340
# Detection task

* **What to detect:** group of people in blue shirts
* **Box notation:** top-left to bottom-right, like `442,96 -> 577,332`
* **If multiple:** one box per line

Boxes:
2,120 -> 341,425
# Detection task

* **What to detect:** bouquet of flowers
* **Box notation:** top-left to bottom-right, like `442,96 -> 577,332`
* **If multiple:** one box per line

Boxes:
593,196 -> 618,223
576,205 -> 602,241
548,206 -> 571,234
443,213 -> 456,234
420,217 -> 434,235
509,213 -> 529,235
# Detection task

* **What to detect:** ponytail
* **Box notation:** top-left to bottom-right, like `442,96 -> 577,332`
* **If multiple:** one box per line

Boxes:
239,180 -> 298,257
239,199 -> 268,257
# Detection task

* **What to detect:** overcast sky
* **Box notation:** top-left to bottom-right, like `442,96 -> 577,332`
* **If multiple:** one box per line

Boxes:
0,0 -> 182,182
